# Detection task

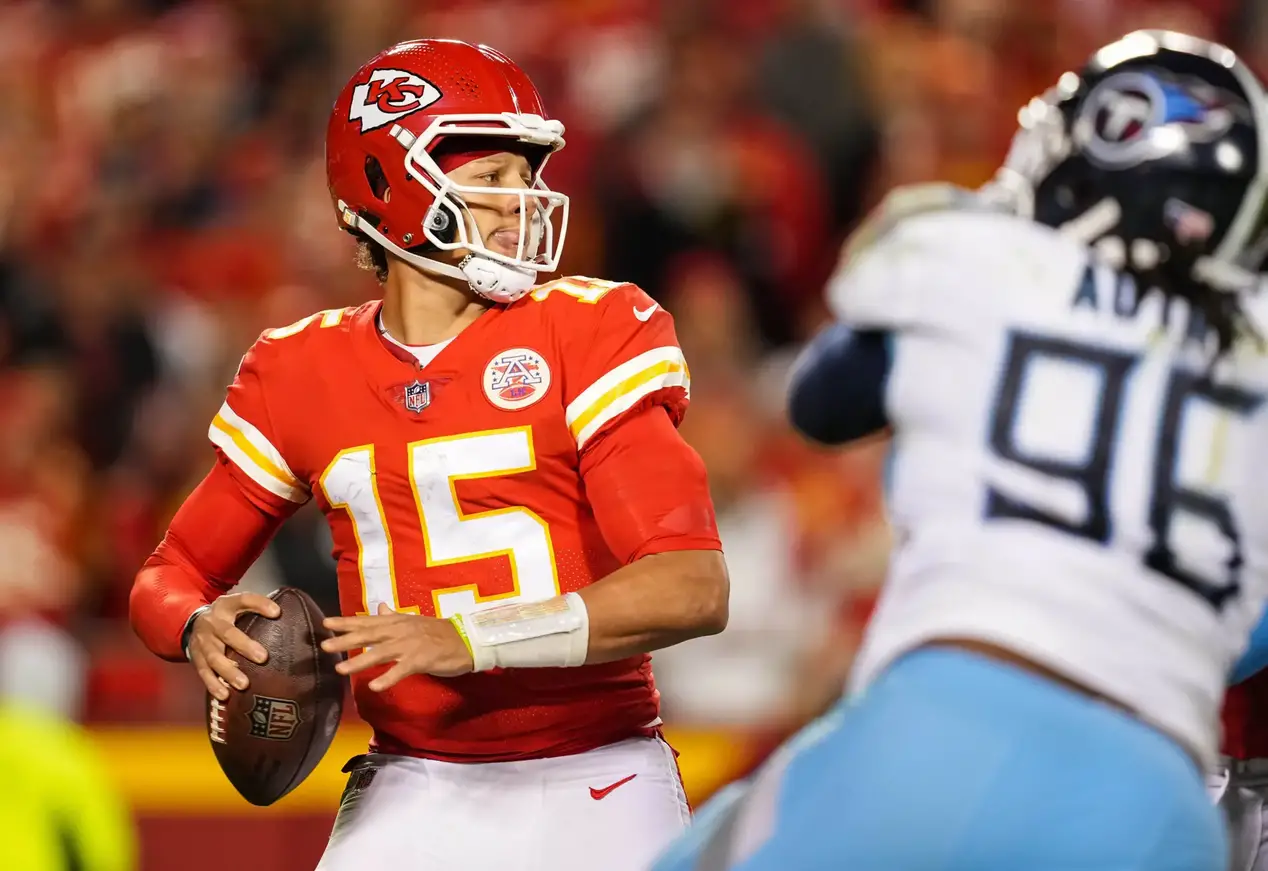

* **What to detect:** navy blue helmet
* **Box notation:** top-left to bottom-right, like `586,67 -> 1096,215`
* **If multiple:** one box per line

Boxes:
992,30 -> 1268,293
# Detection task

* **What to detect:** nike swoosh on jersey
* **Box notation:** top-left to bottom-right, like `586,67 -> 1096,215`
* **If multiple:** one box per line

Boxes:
589,774 -> 638,800
633,304 -> 659,321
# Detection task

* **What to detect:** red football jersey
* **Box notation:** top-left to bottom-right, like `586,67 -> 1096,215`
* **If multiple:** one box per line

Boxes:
1222,671 -> 1268,760
208,277 -> 713,761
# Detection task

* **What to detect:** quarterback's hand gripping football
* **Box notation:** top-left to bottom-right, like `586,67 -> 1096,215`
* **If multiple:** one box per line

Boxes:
189,592 -> 280,700
322,604 -> 475,691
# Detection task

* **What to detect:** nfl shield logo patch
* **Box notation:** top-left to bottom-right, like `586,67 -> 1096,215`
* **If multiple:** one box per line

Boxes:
403,380 -> 430,414
249,695 -> 302,741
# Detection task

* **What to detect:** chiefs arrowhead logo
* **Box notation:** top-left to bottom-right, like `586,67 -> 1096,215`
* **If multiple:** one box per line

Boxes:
349,69 -> 442,133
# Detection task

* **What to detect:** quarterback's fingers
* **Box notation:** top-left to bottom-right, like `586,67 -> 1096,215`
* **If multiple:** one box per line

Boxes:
322,614 -> 392,632
195,661 -> 230,700
336,645 -> 398,676
205,649 -> 250,691
230,592 -> 281,619
219,624 -> 268,664
368,659 -> 413,693
322,626 -> 395,652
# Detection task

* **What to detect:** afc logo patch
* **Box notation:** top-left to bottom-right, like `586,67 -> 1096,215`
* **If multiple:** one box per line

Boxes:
249,695 -> 302,741
403,379 -> 431,413
483,347 -> 552,411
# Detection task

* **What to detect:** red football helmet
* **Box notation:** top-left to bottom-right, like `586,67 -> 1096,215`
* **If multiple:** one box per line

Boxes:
326,39 -> 568,303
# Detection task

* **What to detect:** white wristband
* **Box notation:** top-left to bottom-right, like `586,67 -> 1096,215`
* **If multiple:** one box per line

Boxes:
453,593 -> 590,672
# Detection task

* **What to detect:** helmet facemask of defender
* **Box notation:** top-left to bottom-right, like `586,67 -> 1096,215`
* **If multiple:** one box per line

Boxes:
986,30 -> 1268,294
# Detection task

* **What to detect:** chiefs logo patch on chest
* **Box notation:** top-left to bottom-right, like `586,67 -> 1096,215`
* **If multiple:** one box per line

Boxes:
484,348 -> 552,410
349,69 -> 442,133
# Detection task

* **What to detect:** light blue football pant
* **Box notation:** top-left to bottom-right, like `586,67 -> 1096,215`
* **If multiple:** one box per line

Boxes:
653,647 -> 1226,871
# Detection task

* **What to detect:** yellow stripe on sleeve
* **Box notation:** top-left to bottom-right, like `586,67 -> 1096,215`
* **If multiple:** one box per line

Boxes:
207,403 -> 308,502
565,347 -> 690,450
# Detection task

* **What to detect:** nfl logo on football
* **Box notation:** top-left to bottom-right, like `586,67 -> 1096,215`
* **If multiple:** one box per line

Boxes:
249,695 -> 302,741
403,379 -> 430,414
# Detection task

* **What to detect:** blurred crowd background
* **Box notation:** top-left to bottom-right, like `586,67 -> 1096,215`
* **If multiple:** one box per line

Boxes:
0,0 -> 1257,867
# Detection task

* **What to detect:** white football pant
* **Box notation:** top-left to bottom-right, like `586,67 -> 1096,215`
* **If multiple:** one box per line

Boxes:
1211,763 -> 1268,871
315,736 -> 690,871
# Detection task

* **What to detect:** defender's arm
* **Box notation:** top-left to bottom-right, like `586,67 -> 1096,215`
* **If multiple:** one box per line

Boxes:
787,323 -> 891,446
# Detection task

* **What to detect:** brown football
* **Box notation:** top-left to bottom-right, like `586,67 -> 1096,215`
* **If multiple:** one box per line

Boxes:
207,586 -> 345,806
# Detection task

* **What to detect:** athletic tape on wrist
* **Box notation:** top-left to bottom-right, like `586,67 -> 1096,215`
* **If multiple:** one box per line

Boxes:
459,592 -> 590,671
447,612 -> 483,670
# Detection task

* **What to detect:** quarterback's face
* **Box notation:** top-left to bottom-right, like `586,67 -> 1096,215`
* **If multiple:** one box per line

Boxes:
447,152 -> 536,260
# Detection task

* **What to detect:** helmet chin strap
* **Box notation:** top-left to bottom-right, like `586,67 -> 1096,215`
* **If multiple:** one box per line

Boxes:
352,216 -> 538,304
452,254 -> 538,303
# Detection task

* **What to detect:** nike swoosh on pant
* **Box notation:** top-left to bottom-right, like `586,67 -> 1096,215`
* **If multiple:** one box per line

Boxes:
589,774 -> 638,800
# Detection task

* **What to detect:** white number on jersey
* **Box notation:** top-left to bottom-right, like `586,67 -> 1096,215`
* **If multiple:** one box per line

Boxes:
319,427 -> 562,618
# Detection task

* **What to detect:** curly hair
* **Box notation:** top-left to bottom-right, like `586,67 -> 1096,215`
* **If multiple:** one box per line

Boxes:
354,235 -> 390,283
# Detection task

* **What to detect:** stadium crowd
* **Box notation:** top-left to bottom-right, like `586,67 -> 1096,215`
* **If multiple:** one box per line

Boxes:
0,0 -> 1253,747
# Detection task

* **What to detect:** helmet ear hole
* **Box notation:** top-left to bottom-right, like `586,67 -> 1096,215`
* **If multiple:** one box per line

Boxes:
425,204 -> 457,244
365,156 -> 391,202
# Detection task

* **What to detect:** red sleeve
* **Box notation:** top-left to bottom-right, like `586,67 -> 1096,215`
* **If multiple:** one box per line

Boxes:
557,280 -> 690,453
208,337 -> 311,511
128,458 -> 291,661
581,404 -> 721,564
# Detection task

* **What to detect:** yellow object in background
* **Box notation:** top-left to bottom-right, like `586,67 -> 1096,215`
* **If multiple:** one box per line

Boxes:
0,704 -> 136,871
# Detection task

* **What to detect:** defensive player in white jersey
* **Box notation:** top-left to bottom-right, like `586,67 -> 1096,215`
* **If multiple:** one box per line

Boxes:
653,30 -> 1268,871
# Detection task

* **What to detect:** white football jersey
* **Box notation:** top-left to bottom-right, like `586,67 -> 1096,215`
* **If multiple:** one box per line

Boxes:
836,200 -> 1268,767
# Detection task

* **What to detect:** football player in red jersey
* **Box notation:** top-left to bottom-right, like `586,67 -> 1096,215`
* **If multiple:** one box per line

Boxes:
129,39 -> 729,871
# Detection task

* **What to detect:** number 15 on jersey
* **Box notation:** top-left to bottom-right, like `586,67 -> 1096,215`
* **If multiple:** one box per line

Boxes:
320,426 -> 562,620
